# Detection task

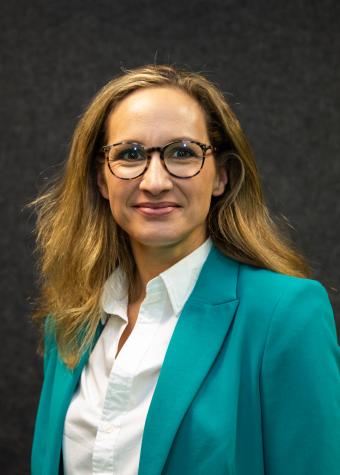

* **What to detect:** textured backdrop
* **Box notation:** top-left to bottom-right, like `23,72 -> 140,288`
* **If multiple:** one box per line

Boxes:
1,0 -> 339,473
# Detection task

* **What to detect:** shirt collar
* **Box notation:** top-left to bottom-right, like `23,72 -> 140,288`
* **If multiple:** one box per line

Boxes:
100,267 -> 128,324
159,238 -> 212,315
100,238 -> 212,324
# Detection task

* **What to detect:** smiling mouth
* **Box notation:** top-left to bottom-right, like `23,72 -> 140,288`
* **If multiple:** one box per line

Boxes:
133,203 -> 181,216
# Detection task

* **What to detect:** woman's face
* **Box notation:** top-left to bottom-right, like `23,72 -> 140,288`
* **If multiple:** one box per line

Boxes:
97,86 -> 227,256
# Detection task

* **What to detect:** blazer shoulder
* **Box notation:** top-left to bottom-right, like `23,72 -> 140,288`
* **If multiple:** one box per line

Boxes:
41,314 -> 59,375
234,261 -> 336,341
237,261 -> 330,304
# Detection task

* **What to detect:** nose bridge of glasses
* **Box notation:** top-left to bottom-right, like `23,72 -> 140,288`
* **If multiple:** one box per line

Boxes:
145,146 -> 164,160
143,146 -> 167,173
142,146 -> 172,181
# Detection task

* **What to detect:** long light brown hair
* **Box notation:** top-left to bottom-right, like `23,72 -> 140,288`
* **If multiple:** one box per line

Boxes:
28,64 -> 311,368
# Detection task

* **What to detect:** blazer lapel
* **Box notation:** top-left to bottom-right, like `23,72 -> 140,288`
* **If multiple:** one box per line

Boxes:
138,246 -> 240,475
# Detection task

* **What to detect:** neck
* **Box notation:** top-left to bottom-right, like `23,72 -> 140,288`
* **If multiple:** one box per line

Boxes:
130,235 -> 208,302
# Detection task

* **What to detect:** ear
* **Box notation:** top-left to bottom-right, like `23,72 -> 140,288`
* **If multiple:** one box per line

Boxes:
212,166 -> 228,197
97,168 -> 109,199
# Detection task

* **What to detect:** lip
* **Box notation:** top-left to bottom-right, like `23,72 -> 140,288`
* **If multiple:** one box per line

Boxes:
133,202 -> 181,216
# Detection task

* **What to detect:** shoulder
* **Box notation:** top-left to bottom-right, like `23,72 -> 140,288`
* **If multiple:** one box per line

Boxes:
238,260 -> 328,300
228,260 -> 337,354
237,261 -> 333,319
208,248 -> 336,342
238,263 -> 338,361
211,246 -> 331,314
43,314 -> 57,351
41,315 -> 59,374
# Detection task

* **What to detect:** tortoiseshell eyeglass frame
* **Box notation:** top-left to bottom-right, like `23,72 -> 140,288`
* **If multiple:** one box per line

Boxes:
101,139 -> 217,180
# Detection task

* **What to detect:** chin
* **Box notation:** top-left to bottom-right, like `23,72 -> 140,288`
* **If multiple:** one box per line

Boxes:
123,222 -> 207,251
132,234 -> 183,249
128,226 -> 206,253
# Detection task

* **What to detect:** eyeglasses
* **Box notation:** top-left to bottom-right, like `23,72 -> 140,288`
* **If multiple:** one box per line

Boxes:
101,140 -> 216,180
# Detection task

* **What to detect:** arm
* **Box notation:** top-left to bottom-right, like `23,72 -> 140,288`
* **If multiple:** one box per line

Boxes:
260,279 -> 340,474
31,315 -> 58,475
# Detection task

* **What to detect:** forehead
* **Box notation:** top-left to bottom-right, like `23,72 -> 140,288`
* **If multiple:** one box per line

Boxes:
106,86 -> 208,144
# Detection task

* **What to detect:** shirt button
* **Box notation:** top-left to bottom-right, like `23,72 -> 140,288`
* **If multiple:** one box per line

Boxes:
102,422 -> 114,433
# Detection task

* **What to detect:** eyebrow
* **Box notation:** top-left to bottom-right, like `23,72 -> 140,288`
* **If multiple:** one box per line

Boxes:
119,136 -> 198,145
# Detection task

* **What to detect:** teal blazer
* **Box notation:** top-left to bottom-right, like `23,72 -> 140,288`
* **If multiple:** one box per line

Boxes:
31,246 -> 340,474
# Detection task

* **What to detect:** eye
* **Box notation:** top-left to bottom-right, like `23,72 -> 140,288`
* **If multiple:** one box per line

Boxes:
173,147 -> 195,158
166,142 -> 202,160
114,144 -> 145,161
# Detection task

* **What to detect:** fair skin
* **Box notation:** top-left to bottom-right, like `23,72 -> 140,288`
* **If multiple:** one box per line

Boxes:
97,87 -> 228,350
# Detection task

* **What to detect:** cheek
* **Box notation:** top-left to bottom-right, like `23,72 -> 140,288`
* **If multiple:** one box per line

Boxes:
186,182 -> 214,218
106,183 -> 130,221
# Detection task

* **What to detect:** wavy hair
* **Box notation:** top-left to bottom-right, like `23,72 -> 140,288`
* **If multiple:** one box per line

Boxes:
28,64 -> 311,367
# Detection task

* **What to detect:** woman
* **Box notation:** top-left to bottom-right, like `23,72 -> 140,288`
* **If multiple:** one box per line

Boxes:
30,64 -> 339,474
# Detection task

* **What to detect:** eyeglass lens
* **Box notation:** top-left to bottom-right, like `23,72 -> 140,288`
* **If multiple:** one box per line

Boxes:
107,141 -> 204,179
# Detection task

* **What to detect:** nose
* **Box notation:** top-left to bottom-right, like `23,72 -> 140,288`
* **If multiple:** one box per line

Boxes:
138,151 -> 173,195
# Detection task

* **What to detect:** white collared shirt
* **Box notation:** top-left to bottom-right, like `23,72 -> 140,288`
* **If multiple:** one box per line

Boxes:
62,238 -> 212,474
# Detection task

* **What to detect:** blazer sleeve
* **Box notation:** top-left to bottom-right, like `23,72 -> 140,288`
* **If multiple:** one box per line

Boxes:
260,279 -> 340,475
31,315 -> 58,475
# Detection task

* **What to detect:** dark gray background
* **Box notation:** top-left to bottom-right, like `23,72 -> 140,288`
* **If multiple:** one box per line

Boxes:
1,0 -> 339,473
